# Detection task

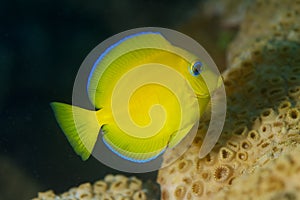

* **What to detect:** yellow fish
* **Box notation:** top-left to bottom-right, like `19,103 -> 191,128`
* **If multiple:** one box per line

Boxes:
51,32 -> 221,163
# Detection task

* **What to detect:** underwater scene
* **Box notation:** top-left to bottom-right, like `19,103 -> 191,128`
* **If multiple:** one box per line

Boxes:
2,0 -> 300,199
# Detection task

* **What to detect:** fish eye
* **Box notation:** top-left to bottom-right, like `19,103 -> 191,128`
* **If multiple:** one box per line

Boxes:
189,61 -> 203,76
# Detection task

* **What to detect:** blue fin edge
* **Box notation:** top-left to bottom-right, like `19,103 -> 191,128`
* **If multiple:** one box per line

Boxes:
102,137 -> 166,163
86,31 -> 162,92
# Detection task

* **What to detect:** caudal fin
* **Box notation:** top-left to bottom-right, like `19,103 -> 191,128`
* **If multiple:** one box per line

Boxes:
50,102 -> 101,160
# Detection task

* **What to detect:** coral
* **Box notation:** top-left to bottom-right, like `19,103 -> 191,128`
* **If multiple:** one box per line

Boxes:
33,174 -> 159,200
214,144 -> 300,199
202,0 -> 252,28
158,0 -> 300,199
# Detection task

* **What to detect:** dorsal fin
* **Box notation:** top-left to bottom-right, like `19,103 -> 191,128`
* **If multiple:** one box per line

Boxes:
87,32 -> 173,106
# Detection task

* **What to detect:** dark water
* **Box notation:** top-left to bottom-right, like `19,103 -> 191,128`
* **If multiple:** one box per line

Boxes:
0,0 -> 202,199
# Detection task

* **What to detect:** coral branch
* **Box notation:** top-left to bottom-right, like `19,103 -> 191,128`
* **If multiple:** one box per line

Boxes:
158,0 -> 300,199
33,175 -> 159,200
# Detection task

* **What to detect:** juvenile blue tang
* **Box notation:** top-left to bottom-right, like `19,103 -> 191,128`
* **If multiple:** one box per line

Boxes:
51,32 -> 221,163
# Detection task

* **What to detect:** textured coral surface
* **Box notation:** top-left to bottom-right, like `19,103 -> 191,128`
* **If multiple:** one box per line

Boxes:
215,144 -> 300,200
33,174 -> 158,200
157,0 -> 300,199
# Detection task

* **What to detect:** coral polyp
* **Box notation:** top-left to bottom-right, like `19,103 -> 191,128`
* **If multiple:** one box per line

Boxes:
213,165 -> 232,183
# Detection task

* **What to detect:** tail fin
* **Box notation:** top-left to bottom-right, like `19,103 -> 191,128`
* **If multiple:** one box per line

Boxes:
50,102 -> 101,160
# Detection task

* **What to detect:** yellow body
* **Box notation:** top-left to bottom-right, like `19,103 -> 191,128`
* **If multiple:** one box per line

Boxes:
51,32 -> 220,162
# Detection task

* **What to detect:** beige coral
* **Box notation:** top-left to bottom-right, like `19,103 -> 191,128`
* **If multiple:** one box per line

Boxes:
214,144 -> 300,200
157,0 -> 300,199
33,175 -> 152,200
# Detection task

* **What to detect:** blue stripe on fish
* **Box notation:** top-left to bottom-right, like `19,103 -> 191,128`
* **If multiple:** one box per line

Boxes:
87,31 -> 162,93
102,136 -> 166,163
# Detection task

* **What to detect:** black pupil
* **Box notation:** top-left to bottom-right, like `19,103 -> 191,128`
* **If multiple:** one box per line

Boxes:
193,67 -> 199,74
193,63 -> 201,75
